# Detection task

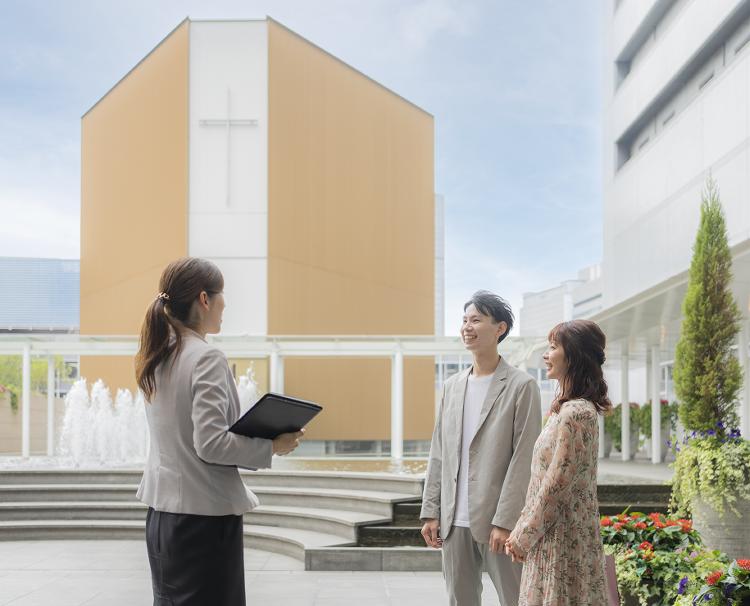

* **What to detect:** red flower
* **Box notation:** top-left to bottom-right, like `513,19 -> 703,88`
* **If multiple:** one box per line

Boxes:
639,541 -> 653,551
707,571 -> 723,586
738,560 -> 750,571
634,522 -> 647,530
666,520 -> 679,527
678,519 -> 693,532
614,522 -> 624,531
653,521 -> 665,529
600,516 -> 613,527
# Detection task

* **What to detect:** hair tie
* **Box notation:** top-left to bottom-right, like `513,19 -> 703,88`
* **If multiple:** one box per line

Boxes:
156,292 -> 170,302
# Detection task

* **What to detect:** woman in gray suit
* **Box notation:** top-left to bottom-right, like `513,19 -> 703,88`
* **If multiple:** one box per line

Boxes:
135,257 -> 302,606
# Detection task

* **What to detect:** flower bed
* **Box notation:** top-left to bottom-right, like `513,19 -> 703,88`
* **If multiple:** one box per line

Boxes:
673,558 -> 750,605
601,510 -> 750,605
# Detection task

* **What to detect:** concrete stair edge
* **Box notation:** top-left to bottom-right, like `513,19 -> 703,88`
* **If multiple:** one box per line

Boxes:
305,546 -> 442,572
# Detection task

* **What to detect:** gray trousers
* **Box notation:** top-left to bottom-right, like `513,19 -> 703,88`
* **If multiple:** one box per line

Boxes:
442,526 -> 523,606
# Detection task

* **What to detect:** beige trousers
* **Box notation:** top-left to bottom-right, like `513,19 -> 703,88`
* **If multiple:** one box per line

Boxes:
442,526 -> 523,606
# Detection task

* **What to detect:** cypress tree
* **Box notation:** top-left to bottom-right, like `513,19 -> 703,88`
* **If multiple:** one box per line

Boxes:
673,178 -> 743,433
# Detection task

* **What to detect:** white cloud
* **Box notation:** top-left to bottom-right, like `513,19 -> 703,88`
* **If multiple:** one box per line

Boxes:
396,0 -> 475,51
0,188 -> 79,259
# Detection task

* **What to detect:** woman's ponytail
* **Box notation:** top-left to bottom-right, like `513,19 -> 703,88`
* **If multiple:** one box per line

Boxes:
135,258 -> 224,401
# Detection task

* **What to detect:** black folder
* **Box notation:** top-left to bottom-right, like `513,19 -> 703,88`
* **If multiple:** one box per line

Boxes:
229,392 -> 322,440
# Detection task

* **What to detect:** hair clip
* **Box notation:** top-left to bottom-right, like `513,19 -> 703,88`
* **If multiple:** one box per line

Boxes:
156,292 -> 170,301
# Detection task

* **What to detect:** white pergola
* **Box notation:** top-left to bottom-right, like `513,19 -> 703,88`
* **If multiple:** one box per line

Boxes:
593,244 -> 750,464
0,334 -> 545,460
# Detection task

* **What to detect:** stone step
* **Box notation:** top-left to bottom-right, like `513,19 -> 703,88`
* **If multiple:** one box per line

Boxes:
0,470 -> 144,486
0,469 -> 425,497
243,524 -> 353,562
247,506 -> 389,541
598,502 -> 670,515
305,546 -> 441,571
0,502 -> 148,521
597,484 -> 671,501
251,487 -> 418,517
0,502 -> 388,541
359,526 -> 423,547
0,519 -> 352,564
0,484 -> 417,515
386,500 -> 672,530
0,519 -> 146,541
242,470 -> 424,496
392,502 -> 422,525
0,485 -> 139,503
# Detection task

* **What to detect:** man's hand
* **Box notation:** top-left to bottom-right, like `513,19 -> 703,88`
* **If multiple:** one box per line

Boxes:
488,526 -> 510,554
272,429 -> 304,455
420,519 -> 442,548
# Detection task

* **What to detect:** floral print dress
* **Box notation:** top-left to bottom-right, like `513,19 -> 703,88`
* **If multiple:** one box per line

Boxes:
508,399 -> 607,606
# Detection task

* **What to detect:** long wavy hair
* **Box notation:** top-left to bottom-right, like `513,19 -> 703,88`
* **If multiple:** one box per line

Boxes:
135,257 -> 224,400
549,319 -> 612,415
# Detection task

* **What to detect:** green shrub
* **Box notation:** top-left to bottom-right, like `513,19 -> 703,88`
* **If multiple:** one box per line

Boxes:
670,433 -> 750,517
673,179 -> 742,434
638,399 -> 678,438
605,402 -> 640,451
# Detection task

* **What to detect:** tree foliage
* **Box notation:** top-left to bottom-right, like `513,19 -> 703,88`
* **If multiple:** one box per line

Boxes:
673,179 -> 743,432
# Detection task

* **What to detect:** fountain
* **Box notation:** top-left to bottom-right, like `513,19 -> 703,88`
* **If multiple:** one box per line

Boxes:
1,366 -> 262,468
56,378 -> 149,466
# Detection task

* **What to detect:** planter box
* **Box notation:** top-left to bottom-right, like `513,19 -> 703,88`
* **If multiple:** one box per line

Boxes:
693,496 -> 750,560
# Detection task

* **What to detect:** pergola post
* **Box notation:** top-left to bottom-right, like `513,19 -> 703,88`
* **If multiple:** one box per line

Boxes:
651,346 -> 662,464
391,349 -> 404,460
620,342 -> 630,461
47,356 -> 55,456
269,349 -> 284,394
22,345 -> 31,458
739,322 -> 750,439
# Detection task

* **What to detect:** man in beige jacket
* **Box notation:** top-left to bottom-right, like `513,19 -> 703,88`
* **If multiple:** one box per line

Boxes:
421,291 -> 542,605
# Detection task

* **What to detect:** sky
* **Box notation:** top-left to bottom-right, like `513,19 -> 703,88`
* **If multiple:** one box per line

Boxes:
0,0 -> 603,335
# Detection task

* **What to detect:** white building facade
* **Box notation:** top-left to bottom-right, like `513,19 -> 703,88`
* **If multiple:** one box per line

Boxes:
599,0 -> 750,461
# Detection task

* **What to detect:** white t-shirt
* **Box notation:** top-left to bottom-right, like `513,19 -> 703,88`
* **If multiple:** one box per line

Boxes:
453,372 -> 494,527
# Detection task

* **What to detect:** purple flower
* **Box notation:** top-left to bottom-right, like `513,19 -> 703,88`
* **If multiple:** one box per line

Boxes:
690,551 -> 698,558
707,430 -> 716,436
678,577 -> 689,595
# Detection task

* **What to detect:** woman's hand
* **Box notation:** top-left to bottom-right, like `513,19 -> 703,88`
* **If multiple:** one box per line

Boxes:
504,538 -> 525,563
272,429 -> 304,455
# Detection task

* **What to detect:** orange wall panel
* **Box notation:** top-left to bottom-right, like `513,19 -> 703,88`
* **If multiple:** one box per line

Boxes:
267,20 -> 435,336
80,22 -> 190,389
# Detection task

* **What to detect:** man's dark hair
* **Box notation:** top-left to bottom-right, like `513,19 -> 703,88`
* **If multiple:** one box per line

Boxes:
464,290 -> 514,343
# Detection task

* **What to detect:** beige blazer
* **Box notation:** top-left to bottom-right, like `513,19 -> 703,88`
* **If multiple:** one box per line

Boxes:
137,330 -> 273,516
420,357 -> 542,543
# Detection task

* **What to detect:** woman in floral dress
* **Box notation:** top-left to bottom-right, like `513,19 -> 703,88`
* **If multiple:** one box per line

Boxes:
505,319 -> 612,606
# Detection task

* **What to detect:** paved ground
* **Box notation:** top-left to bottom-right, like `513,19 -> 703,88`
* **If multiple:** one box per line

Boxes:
598,456 -> 673,484
0,541 -> 502,606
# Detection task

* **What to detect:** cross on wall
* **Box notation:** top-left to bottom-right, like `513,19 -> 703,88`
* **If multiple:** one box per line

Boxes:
199,88 -> 258,207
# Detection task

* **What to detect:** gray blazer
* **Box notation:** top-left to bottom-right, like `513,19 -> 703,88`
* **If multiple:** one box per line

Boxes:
420,358 -> 542,543
137,330 -> 273,516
